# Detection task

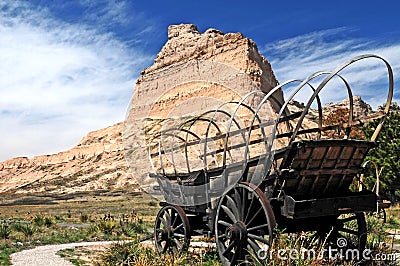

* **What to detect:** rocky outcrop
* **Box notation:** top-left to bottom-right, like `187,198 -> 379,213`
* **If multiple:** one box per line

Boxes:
0,123 -> 136,194
124,24 -> 285,191
143,24 -> 279,94
0,24 -> 380,195
324,96 -> 374,118
1,24 -> 283,195
131,24 -> 282,120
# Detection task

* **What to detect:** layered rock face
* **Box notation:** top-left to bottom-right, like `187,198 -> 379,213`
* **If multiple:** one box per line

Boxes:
0,123 -> 136,194
145,24 -> 279,94
131,24 -> 282,119
0,24 -> 282,194
324,96 -> 373,118
125,24 -> 284,191
0,24 -> 377,195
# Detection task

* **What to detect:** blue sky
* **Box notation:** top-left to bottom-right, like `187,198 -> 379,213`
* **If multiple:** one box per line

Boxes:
1,0 -> 399,161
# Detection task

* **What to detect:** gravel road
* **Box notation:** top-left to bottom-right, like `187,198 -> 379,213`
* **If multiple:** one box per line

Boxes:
10,241 -> 122,266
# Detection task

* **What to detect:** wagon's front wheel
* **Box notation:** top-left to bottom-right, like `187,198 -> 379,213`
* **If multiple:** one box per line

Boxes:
154,204 -> 190,254
215,182 -> 276,265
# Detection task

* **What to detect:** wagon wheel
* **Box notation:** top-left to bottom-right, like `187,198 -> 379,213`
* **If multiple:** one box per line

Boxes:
215,182 -> 276,265
154,205 -> 190,254
319,212 -> 367,257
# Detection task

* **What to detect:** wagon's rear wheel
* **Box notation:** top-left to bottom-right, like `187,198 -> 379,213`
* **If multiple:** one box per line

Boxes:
330,213 -> 367,251
215,182 -> 276,265
310,212 -> 367,259
154,205 -> 190,254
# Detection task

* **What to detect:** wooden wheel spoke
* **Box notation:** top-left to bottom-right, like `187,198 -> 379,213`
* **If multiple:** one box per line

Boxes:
159,217 -> 167,227
223,240 -> 236,256
226,195 -> 240,220
339,227 -> 358,235
247,224 -> 268,232
246,206 -> 263,226
164,209 -> 172,226
172,223 -> 183,232
241,187 -> 247,221
248,233 -> 270,245
244,192 -> 255,223
218,233 -> 226,239
221,205 -> 238,223
232,189 -> 244,220
171,211 -> 178,227
173,238 -> 183,249
247,238 -> 261,253
173,232 -> 185,238
218,220 -> 232,227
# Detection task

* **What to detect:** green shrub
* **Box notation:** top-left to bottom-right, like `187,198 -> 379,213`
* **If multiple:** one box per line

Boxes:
386,215 -> 400,227
32,215 -> 55,227
98,220 -> 117,235
13,222 -> 37,239
94,240 -> 210,266
43,216 -> 56,227
80,213 -> 90,223
118,221 -> 145,237
0,222 -> 11,239
32,215 -> 45,227
86,224 -> 100,235
95,241 -> 140,265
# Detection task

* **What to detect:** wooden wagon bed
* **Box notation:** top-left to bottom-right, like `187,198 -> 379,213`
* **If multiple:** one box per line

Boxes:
273,139 -> 377,219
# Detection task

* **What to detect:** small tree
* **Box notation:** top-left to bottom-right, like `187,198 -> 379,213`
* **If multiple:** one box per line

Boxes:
363,108 -> 400,203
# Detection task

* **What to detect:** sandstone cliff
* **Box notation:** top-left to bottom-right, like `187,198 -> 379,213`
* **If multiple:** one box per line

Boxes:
1,24 -> 283,195
0,24 -> 377,195
0,123 -> 136,194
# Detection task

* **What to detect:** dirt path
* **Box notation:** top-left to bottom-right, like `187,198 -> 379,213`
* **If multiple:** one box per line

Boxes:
10,239 -> 215,266
10,238 -> 399,265
10,241 -> 122,266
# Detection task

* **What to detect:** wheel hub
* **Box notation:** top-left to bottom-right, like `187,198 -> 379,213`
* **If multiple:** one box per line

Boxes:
226,221 -> 247,242
160,226 -> 173,241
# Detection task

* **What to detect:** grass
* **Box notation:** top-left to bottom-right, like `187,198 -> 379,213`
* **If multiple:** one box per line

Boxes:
92,211 -> 399,266
1,191 -> 399,266
0,191 -> 158,266
0,191 -> 158,223
94,239 -> 222,266
57,248 -> 87,266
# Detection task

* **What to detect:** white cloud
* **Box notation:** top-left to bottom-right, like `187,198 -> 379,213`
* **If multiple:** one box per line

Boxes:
0,0 -> 153,161
262,28 -> 400,108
